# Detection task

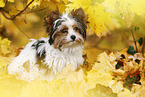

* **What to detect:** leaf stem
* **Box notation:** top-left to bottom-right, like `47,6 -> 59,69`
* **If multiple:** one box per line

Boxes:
131,26 -> 138,52
142,38 -> 145,57
22,0 -> 27,24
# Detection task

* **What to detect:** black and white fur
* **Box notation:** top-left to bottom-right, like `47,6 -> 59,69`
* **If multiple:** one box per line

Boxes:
8,8 -> 88,81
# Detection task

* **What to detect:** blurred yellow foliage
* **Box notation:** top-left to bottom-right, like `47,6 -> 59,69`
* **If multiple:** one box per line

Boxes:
1,50 -> 144,97
0,0 -> 145,97
0,37 -> 11,72
0,0 -> 5,7
104,0 -> 145,27
104,0 -> 145,16
0,64 -> 116,97
28,0 -> 68,14
0,37 -> 11,55
66,0 -> 111,37
8,0 -> 14,2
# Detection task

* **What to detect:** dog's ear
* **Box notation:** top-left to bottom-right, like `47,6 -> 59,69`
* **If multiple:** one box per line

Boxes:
44,11 -> 60,33
71,8 -> 88,25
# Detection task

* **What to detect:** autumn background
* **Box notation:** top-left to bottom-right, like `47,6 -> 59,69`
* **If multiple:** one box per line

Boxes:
0,0 -> 145,97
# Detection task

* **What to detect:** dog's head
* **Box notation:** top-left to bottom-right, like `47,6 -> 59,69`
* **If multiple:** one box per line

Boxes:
44,8 -> 88,49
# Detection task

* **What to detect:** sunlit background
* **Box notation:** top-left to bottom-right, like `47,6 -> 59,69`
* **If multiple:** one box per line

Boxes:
0,0 -> 145,96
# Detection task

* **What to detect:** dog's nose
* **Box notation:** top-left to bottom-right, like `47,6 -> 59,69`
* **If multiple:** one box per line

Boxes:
71,35 -> 76,41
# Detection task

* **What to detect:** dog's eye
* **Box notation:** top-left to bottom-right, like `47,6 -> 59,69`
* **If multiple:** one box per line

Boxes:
62,29 -> 68,33
74,27 -> 78,31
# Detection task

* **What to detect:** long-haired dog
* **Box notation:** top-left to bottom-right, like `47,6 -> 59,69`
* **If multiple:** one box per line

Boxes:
8,8 -> 88,81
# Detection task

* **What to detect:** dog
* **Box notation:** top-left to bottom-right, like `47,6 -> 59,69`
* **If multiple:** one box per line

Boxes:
8,8 -> 88,81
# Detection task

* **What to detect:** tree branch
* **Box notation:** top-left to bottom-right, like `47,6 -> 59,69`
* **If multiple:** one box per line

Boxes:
12,20 -> 30,39
0,0 -> 34,20
11,0 -> 34,20
22,7 -> 48,13
0,8 -> 30,39
1,9 -> 12,20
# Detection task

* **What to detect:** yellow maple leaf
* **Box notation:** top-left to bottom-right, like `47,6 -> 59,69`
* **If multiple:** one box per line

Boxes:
57,1 -> 67,14
9,8 -> 19,16
118,88 -> 136,97
96,52 -> 115,70
109,80 -> 124,93
87,69 -> 113,89
66,0 -> 111,37
0,0 -> 5,7
86,59 -> 114,89
131,84 -> 141,96
28,0 -> 41,9
86,84 -> 117,97
87,51 -> 143,96
40,0 -> 67,14
0,37 -> 11,55
40,0 -> 57,11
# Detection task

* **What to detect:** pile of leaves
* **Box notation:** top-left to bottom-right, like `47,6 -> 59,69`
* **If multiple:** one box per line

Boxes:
0,36 -> 144,97
87,49 -> 145,97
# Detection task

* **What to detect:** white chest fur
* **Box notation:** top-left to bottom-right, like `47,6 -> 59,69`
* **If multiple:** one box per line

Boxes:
8,37 -> 84,81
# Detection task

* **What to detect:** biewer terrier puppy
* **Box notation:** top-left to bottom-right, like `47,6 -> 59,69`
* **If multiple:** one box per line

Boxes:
8,8 -> 88,81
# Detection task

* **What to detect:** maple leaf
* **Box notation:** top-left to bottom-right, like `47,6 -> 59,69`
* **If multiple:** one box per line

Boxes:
28,0 -> 41,9
56,2 -> 67,14
86,84 -> 117,97
0,0 -> 5,7
118,88 -> 135,97
9,8 -> 20,16
89,51 -> 144,96
40,0 -> 57,11
40,0 -> 68,14
109,80 -> 124,93
0,37 -> 11,55
66,0 -> 111,37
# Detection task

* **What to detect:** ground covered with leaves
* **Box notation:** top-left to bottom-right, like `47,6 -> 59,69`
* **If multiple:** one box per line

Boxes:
0,0 -> 145,97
